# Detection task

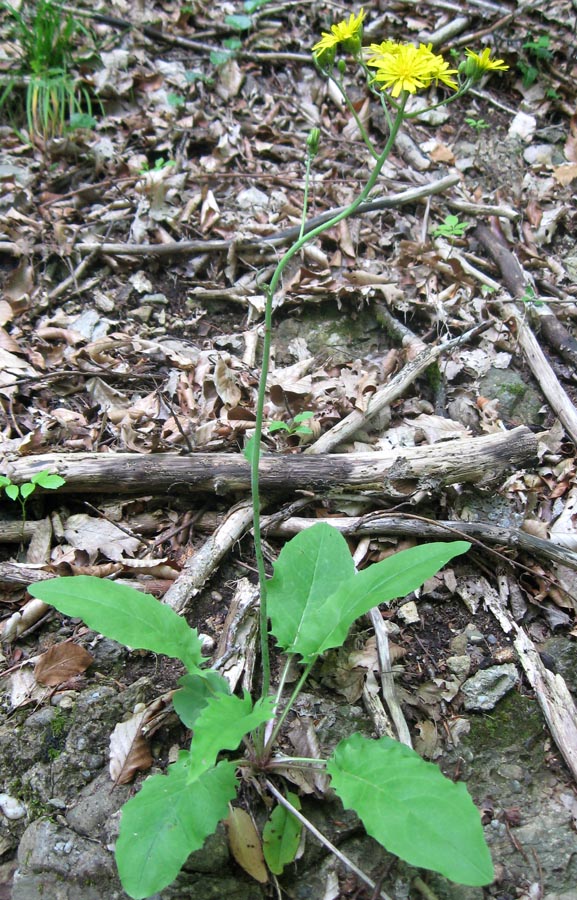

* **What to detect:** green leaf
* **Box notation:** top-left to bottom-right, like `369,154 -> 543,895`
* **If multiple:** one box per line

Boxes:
293,411 -> 314,423
30,470 -> 66,490
19,482 -> 36,500
263,792 -> 302,875
268,421 -> 290,433
223,37 -> 242,50
68,112 -> 96,130
188,693 -> 276,783
327,734 -> 493,886
173,670 -> 230,729
225,13 -> 253,31
268,523 -> 356,654
210,49 -> 233,66
5,483 -> 19,502
0,476 -> 12,489
284,539 -> 470,661
116,754 -> 238,899
27,576 -> 205,672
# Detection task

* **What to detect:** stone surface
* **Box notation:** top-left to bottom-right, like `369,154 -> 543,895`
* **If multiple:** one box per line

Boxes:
461,664 -> 519,710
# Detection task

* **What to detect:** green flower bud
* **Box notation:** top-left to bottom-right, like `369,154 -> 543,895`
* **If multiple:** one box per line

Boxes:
306,128 -> 320,158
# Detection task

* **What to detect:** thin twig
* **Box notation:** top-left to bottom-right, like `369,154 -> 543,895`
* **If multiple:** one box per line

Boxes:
264,779 -> 394,900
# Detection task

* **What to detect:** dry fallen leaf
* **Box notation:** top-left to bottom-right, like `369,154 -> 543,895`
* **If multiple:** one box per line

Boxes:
226,807 -> 268,884
64,514 -> 141,563
34,642 -> 94,686
553,163 -> 577,186
109,704 -> 154,785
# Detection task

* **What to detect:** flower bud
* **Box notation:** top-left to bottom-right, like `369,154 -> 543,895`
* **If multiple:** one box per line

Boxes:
306,128 -> 320,158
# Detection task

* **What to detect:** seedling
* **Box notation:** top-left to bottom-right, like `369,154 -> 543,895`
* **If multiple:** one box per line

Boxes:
432,213 -> 469,239
465,116 -> 489,132
210,0 -> 275,67
268,411 -> 314,438
519,284 -> 544,307
139,157 -> 175,174
0,469 -> 66,522
517,34 -> 553,88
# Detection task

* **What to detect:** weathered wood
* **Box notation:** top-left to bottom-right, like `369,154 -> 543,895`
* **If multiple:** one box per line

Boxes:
1,426 -> 538,498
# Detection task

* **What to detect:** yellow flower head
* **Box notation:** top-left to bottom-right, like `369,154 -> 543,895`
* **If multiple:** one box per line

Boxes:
312,9 -> 365,63
367,42 -> 458,98
462,47 -> 509,81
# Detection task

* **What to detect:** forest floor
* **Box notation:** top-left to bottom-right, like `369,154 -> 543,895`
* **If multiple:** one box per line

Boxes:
1,1 -> 577,899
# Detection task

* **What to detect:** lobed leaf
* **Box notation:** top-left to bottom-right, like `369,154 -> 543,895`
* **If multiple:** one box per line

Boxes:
173,670 -> 230,729
187,692 -> 276,783
27,575 -> 205,672
116,754 -> 238,899
285,539 -> 470,661
327,734 -> 494,886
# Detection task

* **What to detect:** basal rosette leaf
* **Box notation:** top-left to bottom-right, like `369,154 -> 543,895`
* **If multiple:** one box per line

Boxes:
187,692 -> 276,782
327,734 -> 493,886
263,792 -> 302,875
116,753 -> 238,899
268,522 -> 355,652
28,575 -> 205,673
173,669 -> 231,729
288,541 -> 470,661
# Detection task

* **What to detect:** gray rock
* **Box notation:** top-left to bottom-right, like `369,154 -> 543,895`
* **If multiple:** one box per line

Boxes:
446,654 -> 471,681
461,664 -> 518,710
13,818 -> 121,900
66,771 -> 131,837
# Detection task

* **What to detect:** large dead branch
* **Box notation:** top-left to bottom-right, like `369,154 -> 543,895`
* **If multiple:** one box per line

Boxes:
1,426 -> 537,499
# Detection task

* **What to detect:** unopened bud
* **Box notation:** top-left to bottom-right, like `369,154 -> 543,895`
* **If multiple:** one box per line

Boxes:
306,128 -> 320,158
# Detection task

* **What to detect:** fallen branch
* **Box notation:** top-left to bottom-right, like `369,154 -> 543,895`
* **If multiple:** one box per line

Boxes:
2,426 -> 538,499
265,513 -> 577,574
484,584 -> 577,783
305,323 -> 486,455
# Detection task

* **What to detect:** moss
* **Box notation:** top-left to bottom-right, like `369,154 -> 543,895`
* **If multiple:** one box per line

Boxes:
49,708 -> 70,738
466,693 -> 543,750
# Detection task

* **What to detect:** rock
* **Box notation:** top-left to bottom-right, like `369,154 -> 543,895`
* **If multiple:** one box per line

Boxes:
446,654 -> 471,681
478,367 -> 544,426
13,818 -> 120,900
461,664 -> 519,711
65,771 -> 130,837
541,636 -> 577,694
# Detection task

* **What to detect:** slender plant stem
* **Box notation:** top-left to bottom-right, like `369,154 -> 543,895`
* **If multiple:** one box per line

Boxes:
251,95 -> 409,706
299,150 -> 314,241
265,661 -> 315,752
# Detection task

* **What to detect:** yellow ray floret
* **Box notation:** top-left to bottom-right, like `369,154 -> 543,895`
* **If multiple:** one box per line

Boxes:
464,47 -> 509,74
367,42 -> 458,97
312,9 -> 365,57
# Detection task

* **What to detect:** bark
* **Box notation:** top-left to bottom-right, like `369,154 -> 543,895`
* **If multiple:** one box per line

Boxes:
1,425 -> 538,499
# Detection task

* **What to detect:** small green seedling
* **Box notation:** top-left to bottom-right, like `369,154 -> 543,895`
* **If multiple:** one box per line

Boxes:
210,0 -> 275,66
0,469 -> 66,521
517,34 -> 553,87
481,283 -> 497,296
139,157 -> 175,174
432,214 -> 469,239
465,116 -> 489,132
268,411 -> 314,438
519,284 -> 543,307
